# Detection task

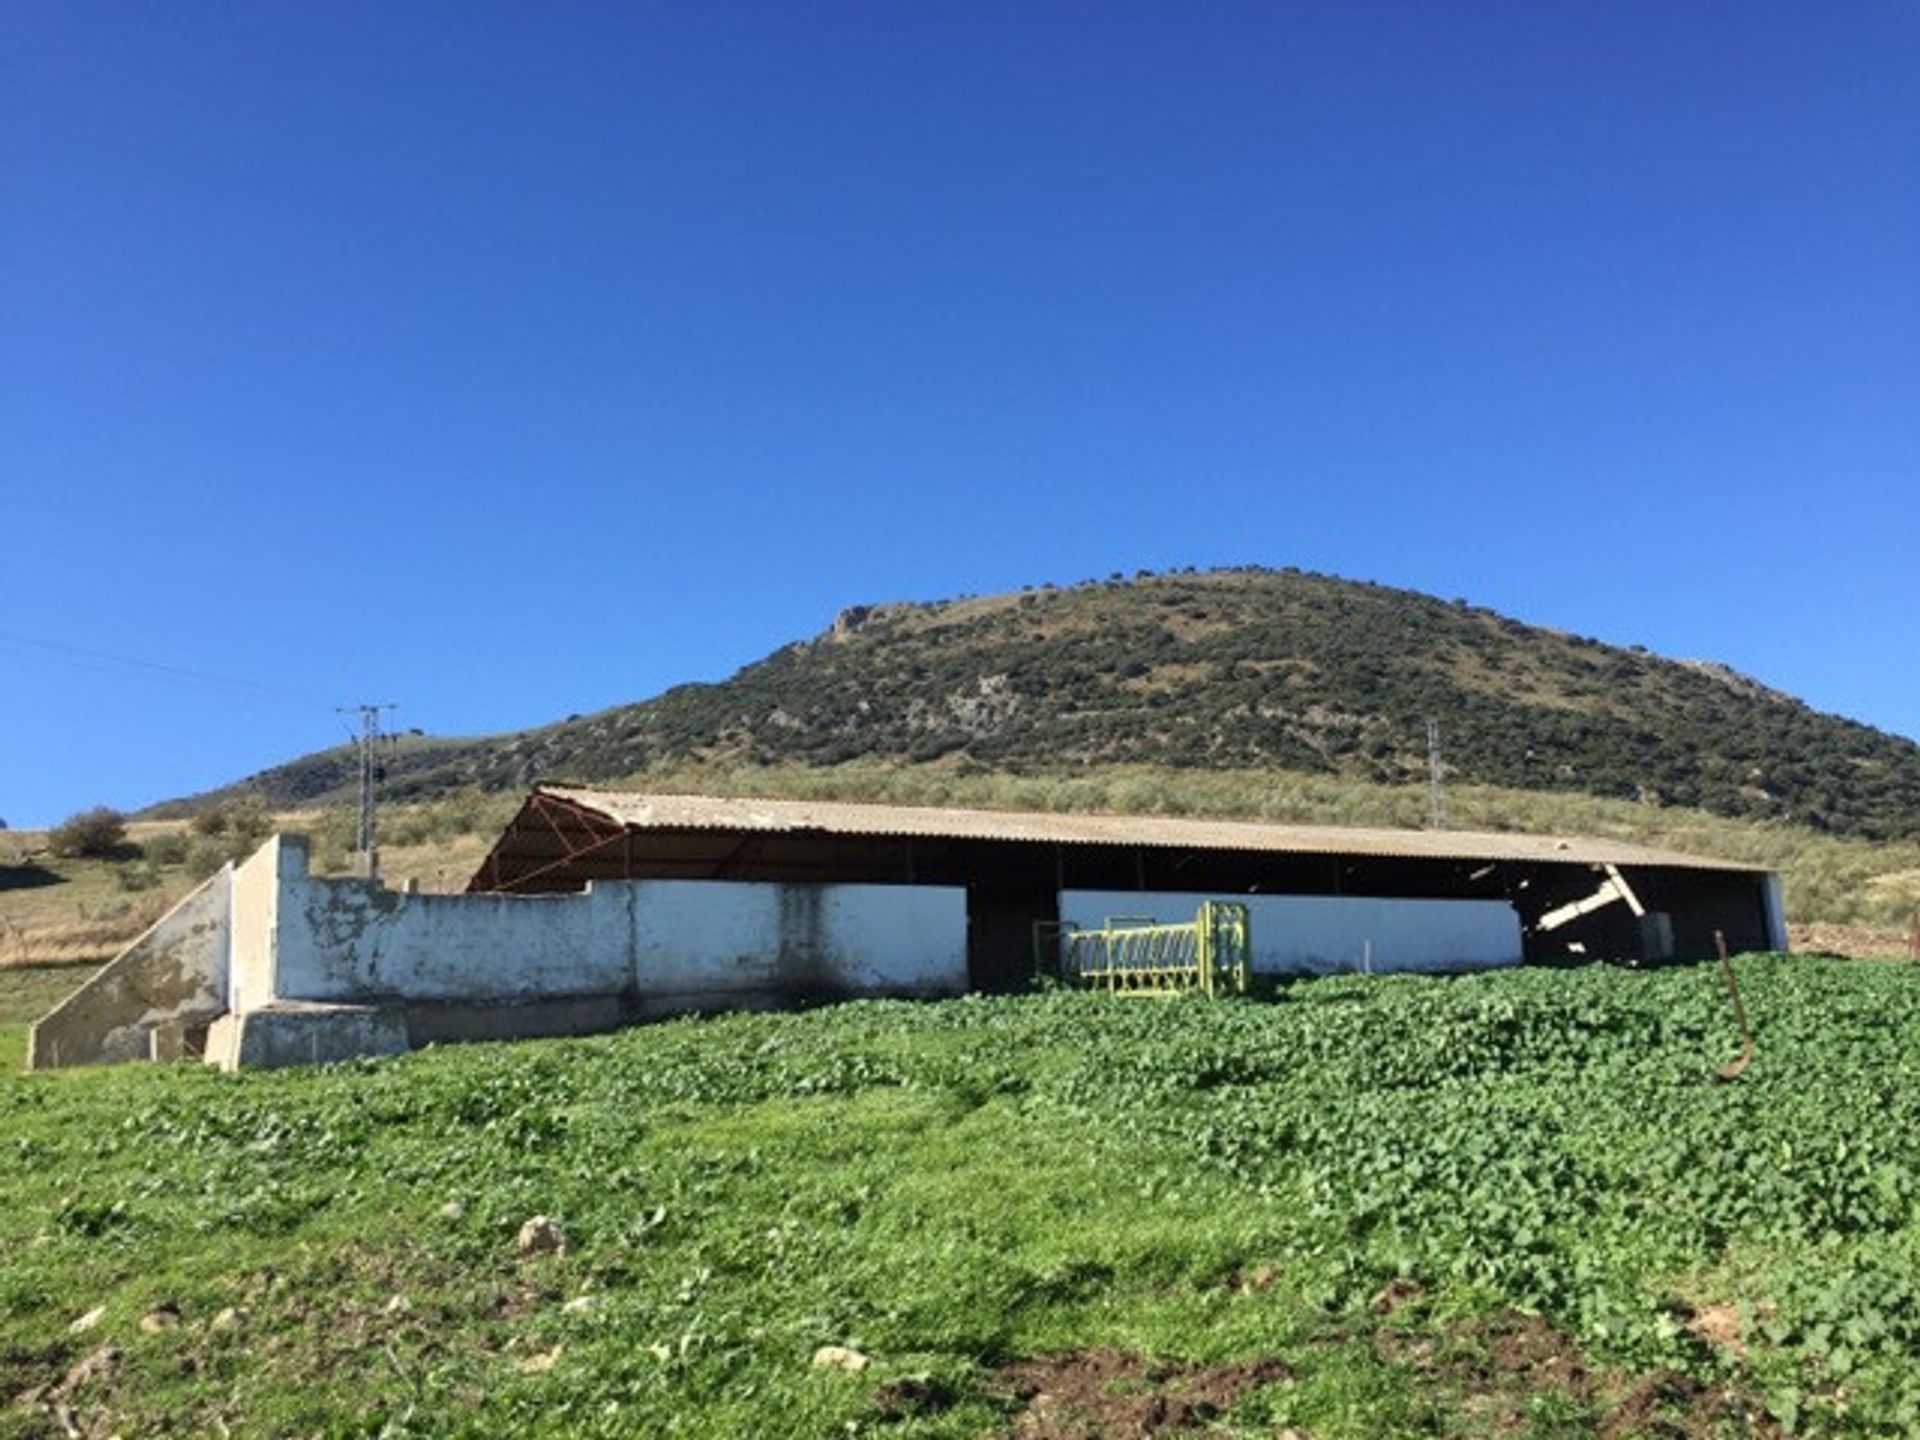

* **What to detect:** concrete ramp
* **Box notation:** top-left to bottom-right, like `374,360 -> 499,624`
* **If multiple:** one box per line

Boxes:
26,864 -> 234,1069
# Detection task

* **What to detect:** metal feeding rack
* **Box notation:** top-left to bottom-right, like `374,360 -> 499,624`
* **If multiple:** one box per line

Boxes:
1038,901 -> 1251,998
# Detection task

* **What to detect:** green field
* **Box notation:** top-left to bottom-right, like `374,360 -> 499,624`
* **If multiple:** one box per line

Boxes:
3,958 -> 1918,1437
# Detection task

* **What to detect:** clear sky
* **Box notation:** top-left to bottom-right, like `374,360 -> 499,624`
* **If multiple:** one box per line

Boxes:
4,2 -> 1916,827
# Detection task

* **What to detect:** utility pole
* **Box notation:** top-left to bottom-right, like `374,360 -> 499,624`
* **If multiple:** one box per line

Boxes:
337,703 -> 396,879
1426,718 -> 1449,830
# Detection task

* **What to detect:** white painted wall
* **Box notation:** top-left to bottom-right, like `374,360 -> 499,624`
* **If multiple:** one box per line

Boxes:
258,840 -> 968,1005
1061,890 -> 1523,975
276,877 -> 634,1003
229,835 -> 288,1012
632,881 -> 965,996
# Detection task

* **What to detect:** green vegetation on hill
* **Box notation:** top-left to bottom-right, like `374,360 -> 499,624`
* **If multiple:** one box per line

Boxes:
3,958 -> 1918,1436
154,569 -> 1920,843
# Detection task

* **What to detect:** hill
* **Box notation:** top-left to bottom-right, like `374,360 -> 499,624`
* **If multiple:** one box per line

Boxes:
155,567 -> 1920,841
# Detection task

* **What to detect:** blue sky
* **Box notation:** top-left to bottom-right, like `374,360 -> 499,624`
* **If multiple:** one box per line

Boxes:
4,2 -> 1916,827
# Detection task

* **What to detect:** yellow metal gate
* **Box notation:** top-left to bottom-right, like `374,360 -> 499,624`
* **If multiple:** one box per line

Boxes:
1044,901 -> 1251,997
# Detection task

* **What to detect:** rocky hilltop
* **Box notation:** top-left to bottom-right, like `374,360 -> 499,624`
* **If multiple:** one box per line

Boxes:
158,568 -> 1920,841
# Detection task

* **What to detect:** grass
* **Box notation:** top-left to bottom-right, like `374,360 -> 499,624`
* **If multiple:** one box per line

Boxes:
0,823 -> 188,968
3,957 -> 1917,1436
0,965 -> 91,1071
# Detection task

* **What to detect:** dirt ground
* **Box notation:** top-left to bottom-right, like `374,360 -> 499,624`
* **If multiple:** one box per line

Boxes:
968,1306 -> 1786,1440
1374,1308 -> 1785,1440
1789,920 -> 1916,959
984,1349 -> 1296,1439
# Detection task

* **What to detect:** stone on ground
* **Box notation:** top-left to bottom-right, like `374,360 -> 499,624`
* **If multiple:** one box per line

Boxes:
813,1344 -> 872,1373
516,1215 -> 567,1256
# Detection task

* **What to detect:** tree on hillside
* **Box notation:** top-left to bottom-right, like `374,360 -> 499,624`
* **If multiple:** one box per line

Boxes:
48,806 -> 128,858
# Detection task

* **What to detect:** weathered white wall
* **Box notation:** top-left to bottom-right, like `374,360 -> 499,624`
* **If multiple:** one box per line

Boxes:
27,864 -> 233,1068
632,881 -> 966,997
229,835 -> 287,1013
276,876 -> 634,1003
1061,890 -> 1523,975
260,841 -> 968,1005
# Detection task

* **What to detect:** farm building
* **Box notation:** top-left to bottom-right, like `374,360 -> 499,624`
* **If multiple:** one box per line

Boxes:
473,788 -> 1785,980
27,786 -> 1785,1071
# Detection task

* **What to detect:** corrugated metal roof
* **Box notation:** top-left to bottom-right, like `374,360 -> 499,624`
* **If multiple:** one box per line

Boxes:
537,785 -> 1767,874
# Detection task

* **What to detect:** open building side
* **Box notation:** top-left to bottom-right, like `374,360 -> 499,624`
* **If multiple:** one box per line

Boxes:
476,788 -> 1786,987
26,786 -> 1785,1071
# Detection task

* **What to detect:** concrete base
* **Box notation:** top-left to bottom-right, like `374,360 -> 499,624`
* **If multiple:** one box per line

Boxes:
404,993 -> 631,1046
400,986 -> 919,1047
146,1021 -> 209,1062
205,1002 -> 410,1072
196,983 -> 953,1073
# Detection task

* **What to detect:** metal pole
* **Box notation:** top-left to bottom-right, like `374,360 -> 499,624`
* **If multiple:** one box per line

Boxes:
1427,718 -> 1449,829
1713,930 -> 1755,1080
336,703 -> 396,880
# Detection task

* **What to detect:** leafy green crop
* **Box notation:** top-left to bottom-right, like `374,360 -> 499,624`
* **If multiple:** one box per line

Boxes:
2,956 -> 1916,1436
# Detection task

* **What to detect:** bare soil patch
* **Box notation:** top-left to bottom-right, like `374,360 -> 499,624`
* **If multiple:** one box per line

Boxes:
1676,1301 -> 1748,1362
989,1348 -> 1294,1438
1378,1308 -> 1784,1439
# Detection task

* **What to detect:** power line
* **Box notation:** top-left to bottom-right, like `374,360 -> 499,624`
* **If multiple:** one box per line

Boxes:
0,627 -> 318,704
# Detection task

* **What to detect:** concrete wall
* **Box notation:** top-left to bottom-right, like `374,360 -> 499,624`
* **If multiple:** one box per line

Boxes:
206,1002 -> 411,1071
633,881 -> 966,1000
1061,890 -> 1524,976
229,835 -> 287,1013
26,865 -> 233,1068
262,839 -> 968,1008
277,877 -> 634,1004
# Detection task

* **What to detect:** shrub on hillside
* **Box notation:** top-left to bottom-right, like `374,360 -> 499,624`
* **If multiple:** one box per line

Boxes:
226,799 -> 272,844
113,860 -> 161,892
183,837 -> 231,881
48,806 -> 128,858
182,829 -> 274,881
142,831 -> 190,866
193,800 -> 270,842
